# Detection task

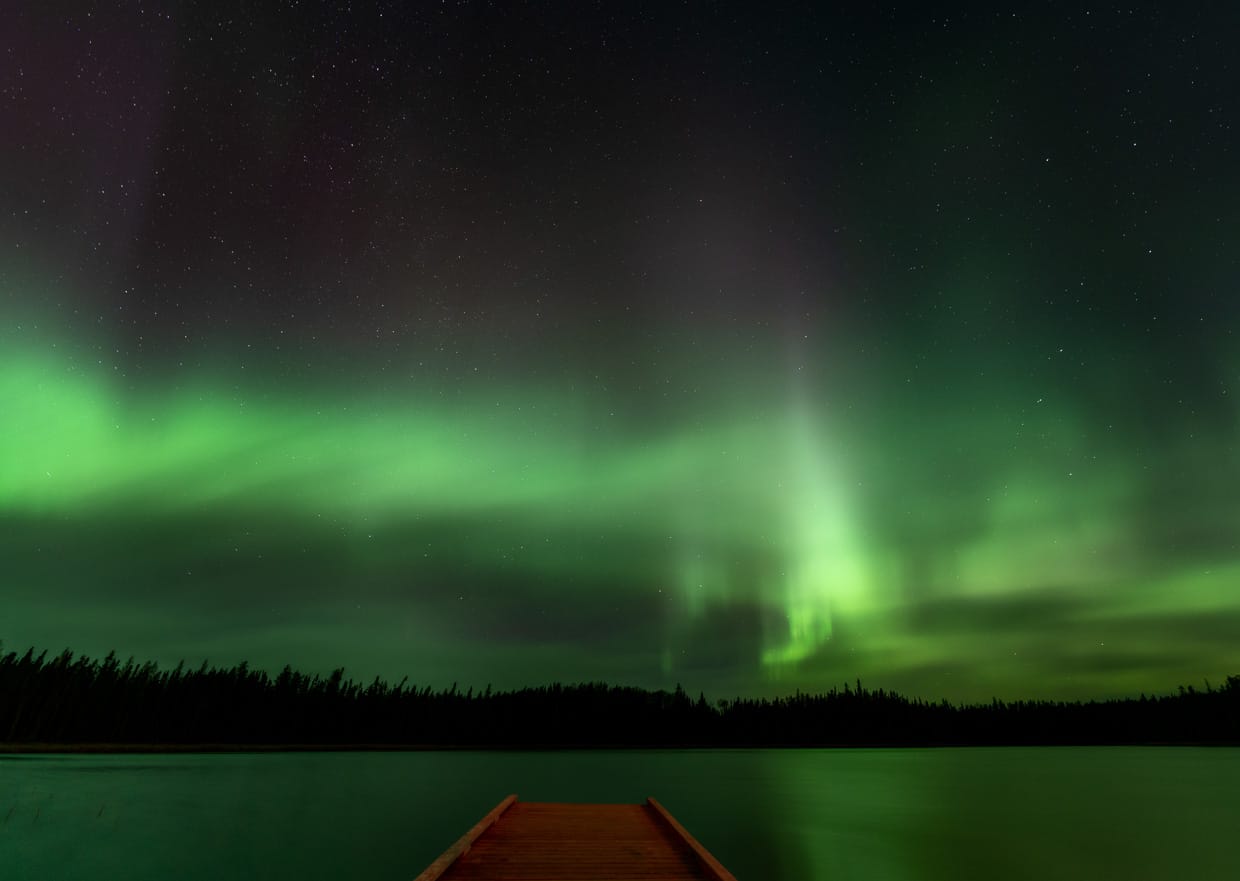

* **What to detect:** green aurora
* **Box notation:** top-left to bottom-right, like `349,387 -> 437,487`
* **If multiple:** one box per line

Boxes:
4,309 -> 1238,703
4,2 -> 1239,703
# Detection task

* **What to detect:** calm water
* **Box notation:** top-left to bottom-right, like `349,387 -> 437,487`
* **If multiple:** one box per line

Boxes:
2,748 -> 1237,880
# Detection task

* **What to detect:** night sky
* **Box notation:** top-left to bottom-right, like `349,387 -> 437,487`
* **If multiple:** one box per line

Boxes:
3,2 -> 1238,702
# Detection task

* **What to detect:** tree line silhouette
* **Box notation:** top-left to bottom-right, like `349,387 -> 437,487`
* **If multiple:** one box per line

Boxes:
2,644 -> 1237,747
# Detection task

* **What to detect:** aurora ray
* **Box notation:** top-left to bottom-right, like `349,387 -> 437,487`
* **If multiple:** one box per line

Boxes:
3,1 -> 1238,703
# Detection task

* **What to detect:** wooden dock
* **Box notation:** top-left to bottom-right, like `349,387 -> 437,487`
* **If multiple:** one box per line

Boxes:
414,795 -> 739,881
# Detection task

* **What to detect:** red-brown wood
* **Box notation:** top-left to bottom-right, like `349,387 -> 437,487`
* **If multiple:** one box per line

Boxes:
646,798 -> 739,881
413,794 -> 517,881
418,798 -> 735,880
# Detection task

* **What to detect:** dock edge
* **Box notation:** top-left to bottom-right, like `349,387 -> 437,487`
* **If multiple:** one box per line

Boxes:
412,793 -> 518,881
646,797 -> 740,881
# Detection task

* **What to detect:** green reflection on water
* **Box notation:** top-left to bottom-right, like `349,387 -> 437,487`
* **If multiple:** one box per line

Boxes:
2,749 -> 1237,881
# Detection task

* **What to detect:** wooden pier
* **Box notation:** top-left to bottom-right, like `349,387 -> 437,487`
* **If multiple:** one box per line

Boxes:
414,795 -> 739,880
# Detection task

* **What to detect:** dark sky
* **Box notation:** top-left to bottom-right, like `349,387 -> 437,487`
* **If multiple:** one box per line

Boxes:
3,1 -> 1238,702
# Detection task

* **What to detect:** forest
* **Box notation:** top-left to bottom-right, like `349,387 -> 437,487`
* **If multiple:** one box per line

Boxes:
2,644 -> 1237,747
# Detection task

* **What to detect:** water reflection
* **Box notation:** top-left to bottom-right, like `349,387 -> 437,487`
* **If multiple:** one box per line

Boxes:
2,748 -> 1238,881
760,747 -> 1240,881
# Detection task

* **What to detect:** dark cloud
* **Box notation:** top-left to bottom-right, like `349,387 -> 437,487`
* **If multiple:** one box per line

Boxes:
900,589 -> 1096,638
3,1 -> 1239,701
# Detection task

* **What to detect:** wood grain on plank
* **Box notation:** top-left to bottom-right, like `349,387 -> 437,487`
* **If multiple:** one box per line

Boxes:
430,798 -> 725,881
413,794 -> 517,881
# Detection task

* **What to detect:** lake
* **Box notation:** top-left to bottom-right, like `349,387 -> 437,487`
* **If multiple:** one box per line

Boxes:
2,747 -> 1237,880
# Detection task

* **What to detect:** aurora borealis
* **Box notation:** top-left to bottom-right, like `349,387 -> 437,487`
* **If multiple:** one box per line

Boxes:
3,3 -> 1238,702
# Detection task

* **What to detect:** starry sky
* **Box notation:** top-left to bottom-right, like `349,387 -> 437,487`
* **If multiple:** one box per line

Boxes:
3,2 -> 1238,702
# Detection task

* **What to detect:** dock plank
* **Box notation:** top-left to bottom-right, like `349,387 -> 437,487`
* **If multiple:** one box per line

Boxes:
421,797 -> 733,881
